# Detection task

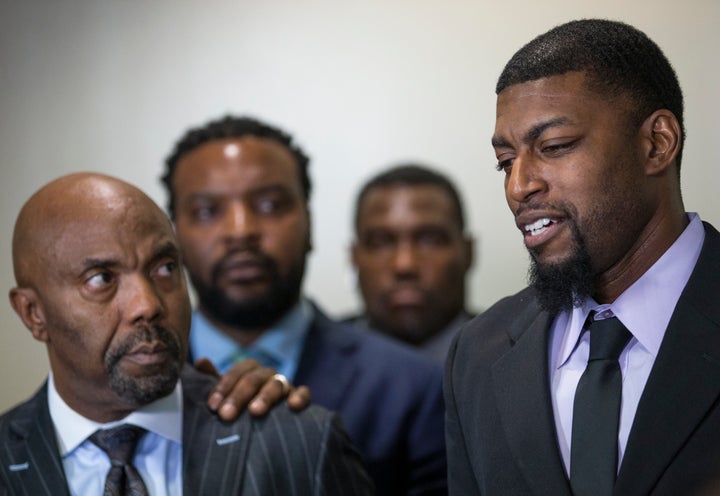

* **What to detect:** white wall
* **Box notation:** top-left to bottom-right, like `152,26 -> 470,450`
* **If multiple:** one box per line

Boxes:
1,0 -> 718,411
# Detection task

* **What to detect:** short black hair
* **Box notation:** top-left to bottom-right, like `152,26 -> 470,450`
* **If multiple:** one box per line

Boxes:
161,115 -> 311,218
354,164 -> 466,231
496,19 -> 685,172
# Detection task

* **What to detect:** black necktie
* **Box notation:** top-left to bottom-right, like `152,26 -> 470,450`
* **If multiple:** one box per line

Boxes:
89,425 -> 150,496
570,315 -> 632,496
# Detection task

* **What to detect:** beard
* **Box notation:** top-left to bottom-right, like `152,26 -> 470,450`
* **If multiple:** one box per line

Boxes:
104,325 -> 182,405
526,203 -> 595,315
194,248 -> 306,330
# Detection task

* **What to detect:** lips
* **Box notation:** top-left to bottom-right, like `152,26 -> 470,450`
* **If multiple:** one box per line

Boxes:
216,253 -> 270,283
386,287 -> 426,307
123,341 -> 171,365
515,209 -> 567,250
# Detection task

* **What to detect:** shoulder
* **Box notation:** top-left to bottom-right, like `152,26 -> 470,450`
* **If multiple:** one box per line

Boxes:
459,286 -> 541,342
0,384 -> 47,441
312,305 -> 440,368
447,287 -> 544,372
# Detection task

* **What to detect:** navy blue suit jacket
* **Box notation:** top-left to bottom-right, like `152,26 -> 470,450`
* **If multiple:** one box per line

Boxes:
294,305 -> 447,496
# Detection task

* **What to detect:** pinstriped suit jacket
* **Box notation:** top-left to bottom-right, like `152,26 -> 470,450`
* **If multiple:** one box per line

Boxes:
0,367 -> 373,496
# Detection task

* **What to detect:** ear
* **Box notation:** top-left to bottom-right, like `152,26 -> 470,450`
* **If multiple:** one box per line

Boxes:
9,287 -> 49,342
305,206 -> 314,253
462,235 -> 475,272
350,240 -> 360,269
640,109 -> 681,176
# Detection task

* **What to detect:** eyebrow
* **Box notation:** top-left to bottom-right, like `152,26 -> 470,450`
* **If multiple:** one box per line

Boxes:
148,241 -> 181,266
491,116 -> 573,148
183,184 -> 291,202
78,241 -> 180,272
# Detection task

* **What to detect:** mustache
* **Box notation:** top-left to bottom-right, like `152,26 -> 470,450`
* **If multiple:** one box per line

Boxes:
211,247 -> 278,281
515,201 -> 574,219
105,325 -> 181,370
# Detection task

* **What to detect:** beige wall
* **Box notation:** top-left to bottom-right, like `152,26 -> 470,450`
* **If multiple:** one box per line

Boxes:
1,0 -> 718,411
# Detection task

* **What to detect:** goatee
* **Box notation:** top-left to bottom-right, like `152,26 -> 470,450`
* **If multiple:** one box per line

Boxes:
527,212 -> 595,315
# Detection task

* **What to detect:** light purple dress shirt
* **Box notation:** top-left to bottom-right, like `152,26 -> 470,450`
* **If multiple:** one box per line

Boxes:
549,212 -> 705,475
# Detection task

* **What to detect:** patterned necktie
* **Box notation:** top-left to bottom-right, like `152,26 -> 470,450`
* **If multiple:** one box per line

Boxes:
89,425 -> 150,496
570,314 -> 632,496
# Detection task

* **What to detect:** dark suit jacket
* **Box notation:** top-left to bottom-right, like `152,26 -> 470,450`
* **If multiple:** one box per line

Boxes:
0,367 -> 373,496
296,306 -> 447,496
444,221 -> 720,496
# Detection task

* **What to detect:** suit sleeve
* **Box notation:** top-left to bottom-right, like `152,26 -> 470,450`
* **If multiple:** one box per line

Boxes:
444,330 -> 482,496
315,413 -> 374,496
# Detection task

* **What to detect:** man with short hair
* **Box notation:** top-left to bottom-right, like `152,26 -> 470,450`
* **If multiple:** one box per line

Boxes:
0,173 -> 372,495
348,164 -> 474,364
162,116 -> 447,495
445,19 -> 720,495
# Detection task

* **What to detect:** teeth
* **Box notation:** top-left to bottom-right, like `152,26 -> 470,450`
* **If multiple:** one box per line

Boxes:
524,218 -> 553,236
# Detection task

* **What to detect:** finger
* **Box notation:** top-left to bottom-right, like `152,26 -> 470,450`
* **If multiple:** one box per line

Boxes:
216,365 -> 276,421
287,385 -> 312,411
247,375 -> 294,417
194,357 -> 219,378
207,358 -> 262,412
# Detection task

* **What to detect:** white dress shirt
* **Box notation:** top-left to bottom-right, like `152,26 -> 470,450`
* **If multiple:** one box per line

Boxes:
48,374 -> 183,496
549,213 -> 705,475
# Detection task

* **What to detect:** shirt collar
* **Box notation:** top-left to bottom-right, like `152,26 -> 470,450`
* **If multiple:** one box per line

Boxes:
555,212 -> 704,368
47,372 -> 183,457
190,298 -> 313,376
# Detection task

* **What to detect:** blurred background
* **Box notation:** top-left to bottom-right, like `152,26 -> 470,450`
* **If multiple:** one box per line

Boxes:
2,0 -> 718,411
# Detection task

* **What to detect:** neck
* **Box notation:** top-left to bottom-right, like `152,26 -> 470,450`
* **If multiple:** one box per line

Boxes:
593,210 -> 688,304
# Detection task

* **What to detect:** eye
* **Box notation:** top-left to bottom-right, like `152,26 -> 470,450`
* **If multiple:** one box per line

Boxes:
156,261 -> 177,278
416,229 -> 450,247
540,138 -> 578,157
495,155 -> 515,173
86,271 -> 114,290
361,231 -> 396,251
256,197 -> 282,214
193,204 -> 219,222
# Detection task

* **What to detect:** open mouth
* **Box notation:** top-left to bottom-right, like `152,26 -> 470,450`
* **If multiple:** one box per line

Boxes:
524,218 -> 558,237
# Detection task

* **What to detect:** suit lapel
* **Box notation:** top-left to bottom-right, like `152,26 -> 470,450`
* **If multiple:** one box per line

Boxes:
1,384 -> 70,496
616,223 -> 720,495
181,369 -> 253,495
294,308 -> 360,411
491,309 -> 573,496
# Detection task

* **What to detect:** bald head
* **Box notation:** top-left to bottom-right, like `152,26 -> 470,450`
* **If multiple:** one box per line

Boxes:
9,172 -> 191,421
13,172 -> 173,288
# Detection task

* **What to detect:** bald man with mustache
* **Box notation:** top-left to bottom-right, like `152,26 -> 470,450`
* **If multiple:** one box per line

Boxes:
0,173 -> 371,496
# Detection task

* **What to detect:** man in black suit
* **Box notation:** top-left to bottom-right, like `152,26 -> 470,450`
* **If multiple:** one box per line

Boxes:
0,172 -> 372,495
445,19 -> 720,495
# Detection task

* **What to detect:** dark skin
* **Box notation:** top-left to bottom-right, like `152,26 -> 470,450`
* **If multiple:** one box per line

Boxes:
492,71 -> 687,303
167,136 -> 313,421
352,184 -> 472,344
9,173 -> 308,422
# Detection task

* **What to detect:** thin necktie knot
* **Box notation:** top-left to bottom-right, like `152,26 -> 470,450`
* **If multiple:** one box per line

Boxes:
89,425 -> 149,496
588,315 -> 633,361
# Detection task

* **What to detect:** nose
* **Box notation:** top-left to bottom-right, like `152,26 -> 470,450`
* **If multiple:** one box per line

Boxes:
505,153 -> 546,205
125,275 -> 165,326
392,241 -> 420,278
222,201 -> 260,246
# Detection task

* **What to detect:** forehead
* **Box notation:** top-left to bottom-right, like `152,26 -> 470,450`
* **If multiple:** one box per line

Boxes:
494,72 -> 612,138
173,137 -> 302,195
358,185 -> 457,226
50,200 -> 176,273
